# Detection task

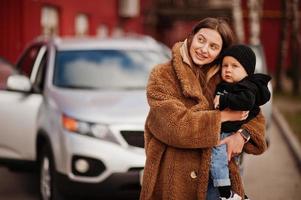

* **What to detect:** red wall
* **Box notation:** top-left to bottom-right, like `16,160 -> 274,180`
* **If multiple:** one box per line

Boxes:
0,0 -> 127,63
242,0 -> 296,73
0,0 -> 148,63
1,0 -> 297,73
0,0 -> 24,63
39,0 -> 119,36
261,18 -> 282,73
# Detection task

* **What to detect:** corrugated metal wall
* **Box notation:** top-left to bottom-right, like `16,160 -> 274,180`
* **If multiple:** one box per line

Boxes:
0,0 -> 24,63
0,0 -> 147,64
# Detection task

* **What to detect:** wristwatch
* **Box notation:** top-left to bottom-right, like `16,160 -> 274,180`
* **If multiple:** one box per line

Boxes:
238,129 -> 251,143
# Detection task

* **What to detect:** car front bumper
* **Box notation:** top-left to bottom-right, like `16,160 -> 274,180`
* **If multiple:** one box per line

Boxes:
56,170 -> 141,198
54,130 -> 145,183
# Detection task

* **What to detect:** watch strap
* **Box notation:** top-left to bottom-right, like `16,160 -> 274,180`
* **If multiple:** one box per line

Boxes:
238,129 -> 251,143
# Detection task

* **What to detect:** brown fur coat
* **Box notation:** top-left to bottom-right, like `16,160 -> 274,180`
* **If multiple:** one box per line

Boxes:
140,42 -> 267,200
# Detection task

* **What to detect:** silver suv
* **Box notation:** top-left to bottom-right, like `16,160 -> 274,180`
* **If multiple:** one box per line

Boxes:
0,35 -> 170,199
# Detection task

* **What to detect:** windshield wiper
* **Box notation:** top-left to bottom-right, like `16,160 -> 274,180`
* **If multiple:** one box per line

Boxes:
56,85 -> 101,90
56,85 -> 144,90
121,86 -> 144,90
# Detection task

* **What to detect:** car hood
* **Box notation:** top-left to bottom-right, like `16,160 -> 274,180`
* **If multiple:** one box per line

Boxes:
47,88 -> 149,124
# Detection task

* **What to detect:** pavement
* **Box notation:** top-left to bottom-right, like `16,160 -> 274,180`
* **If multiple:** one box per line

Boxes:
272,104 -> 301,173
243,116 -> 301,200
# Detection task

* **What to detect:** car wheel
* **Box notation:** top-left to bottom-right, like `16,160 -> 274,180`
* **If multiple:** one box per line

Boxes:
39,145 -> 64,200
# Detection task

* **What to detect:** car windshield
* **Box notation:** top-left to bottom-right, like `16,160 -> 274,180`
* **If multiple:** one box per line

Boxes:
54,49 -> 169,90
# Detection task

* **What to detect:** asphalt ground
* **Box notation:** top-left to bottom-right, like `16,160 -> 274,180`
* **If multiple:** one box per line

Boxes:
243,111 -> 301,200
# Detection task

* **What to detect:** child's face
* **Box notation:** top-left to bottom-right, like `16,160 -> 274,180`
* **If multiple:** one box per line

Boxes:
221,56 -> 248,83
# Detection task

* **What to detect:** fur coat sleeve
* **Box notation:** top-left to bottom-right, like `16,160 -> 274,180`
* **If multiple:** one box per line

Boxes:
146,63 -> 221,149
242,111 -> 268,154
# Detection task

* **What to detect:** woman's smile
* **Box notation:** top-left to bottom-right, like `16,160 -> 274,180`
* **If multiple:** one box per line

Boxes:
195,51 -> 208,60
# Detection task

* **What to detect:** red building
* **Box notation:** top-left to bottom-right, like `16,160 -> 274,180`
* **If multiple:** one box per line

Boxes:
0,0 -> 147,63
0,0 -> 299,73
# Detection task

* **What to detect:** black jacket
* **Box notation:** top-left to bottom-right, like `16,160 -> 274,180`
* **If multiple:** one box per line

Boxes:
216,73 -> 271,132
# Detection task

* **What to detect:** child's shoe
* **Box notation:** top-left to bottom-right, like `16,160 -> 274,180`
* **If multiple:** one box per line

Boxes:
244,195 -> 250,200
219,191 -> 242,200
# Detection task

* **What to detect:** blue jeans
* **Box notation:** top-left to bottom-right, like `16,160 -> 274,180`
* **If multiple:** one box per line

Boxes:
206,176 -> 220,200
210,132 -> 232,187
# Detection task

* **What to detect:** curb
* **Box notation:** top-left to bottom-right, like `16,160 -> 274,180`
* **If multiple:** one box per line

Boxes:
272,106 -> 301,173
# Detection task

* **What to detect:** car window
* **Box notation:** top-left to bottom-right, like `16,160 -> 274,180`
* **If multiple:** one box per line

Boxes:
0,57 -> 15,90
53,49 -> 169,90
16,45 -> 42,77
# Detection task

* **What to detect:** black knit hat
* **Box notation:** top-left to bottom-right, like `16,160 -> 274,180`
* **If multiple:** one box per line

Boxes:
222,44 -> 256,76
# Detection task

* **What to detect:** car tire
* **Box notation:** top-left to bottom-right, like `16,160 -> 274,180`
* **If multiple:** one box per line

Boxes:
39,144 -> 64,200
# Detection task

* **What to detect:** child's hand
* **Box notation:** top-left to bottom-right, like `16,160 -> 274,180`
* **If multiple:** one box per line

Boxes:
214,95 -> 220,109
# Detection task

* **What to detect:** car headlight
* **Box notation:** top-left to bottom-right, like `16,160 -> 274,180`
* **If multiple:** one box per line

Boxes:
61,114 -> 119,144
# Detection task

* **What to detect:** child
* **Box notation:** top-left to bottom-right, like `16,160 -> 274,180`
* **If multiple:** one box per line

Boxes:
211,44 -> 271,200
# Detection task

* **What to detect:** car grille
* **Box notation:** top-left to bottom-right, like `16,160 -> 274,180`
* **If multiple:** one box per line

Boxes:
120,130 -> 144,148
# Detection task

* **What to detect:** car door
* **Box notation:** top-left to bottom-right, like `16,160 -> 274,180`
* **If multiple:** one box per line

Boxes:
0,44 -> 46,161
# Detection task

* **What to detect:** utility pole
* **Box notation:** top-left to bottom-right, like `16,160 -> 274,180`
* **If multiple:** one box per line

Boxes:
291,0 -> 300,95
248,0 -> 263,45
275,0 -> 290,92
233,0 -> 245,43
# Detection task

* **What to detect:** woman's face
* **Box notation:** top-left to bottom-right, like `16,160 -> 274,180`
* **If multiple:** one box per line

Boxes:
189,28 -> 223,66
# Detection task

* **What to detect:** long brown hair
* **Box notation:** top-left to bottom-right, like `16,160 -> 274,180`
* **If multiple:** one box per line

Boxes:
187,17 -> 236,106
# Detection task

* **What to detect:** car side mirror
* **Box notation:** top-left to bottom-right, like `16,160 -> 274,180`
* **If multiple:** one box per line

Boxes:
7,74 -> 32,92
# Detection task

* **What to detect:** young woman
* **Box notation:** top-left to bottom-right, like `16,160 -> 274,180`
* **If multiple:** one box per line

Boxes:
140,17 -> 267,200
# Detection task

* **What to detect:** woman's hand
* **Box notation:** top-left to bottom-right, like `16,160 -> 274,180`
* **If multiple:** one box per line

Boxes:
218,131 -> 245,161
220,109 -> 249,122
